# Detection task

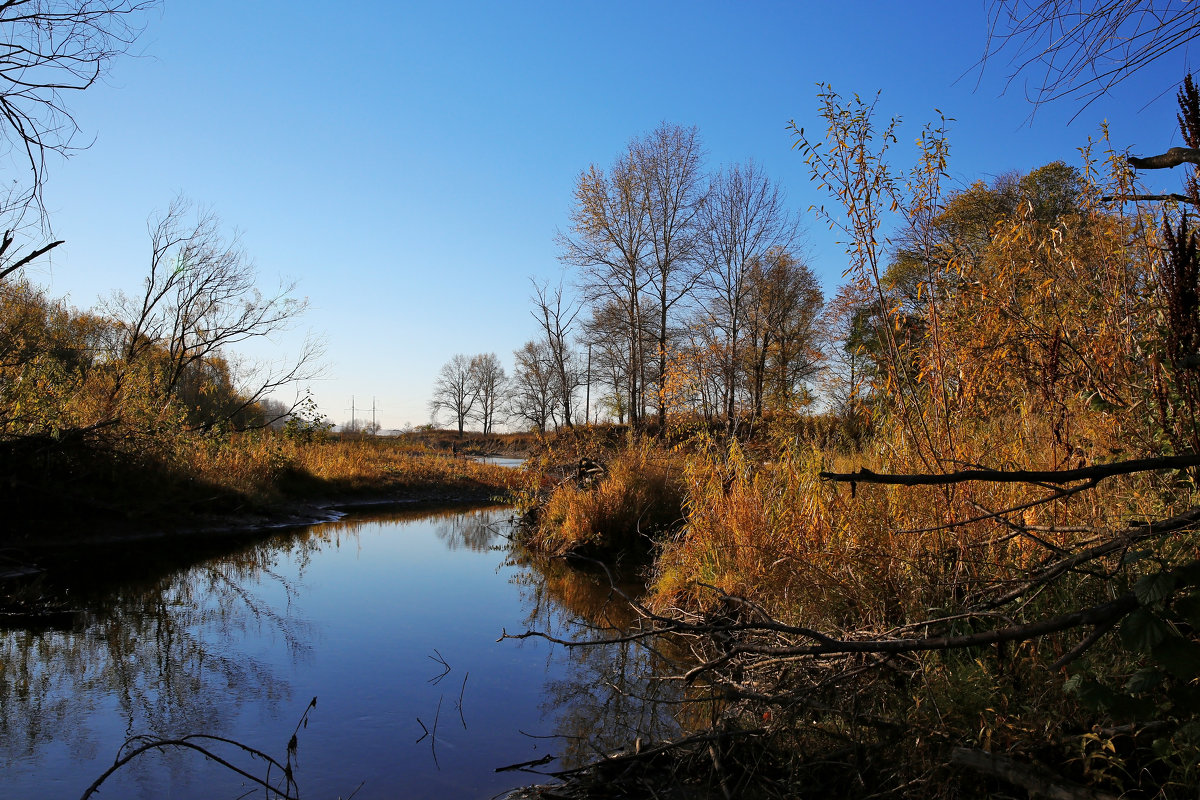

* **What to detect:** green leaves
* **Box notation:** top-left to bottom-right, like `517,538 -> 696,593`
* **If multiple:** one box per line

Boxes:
1135,572 -> 1176,605
1120,608 -> 1173,652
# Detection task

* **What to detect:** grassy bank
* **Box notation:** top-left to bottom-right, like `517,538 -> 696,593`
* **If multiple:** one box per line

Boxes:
513,418 -> 1200,798
507,118 -> 1200,796
1,429 -> 524,547
0,274 -> 532,547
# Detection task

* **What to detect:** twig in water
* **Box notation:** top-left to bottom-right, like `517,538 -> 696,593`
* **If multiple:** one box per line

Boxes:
431,695 -> 443,769
428,648 -> 452,684
456,671 -> 469,729
80,697 -> 318,800
494,753 -> 556,773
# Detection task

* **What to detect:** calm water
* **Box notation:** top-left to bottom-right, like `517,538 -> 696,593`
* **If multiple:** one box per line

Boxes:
472,456 -> 526,468
0,506 -> 687,799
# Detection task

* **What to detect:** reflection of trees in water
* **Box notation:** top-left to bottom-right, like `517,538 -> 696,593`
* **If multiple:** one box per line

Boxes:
431,507 -> 508,551
0,530 -> 321,785
512,554 -> 711,768
307,503 -> 509,553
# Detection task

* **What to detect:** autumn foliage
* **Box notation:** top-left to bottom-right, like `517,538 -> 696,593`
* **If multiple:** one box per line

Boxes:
521,84 -> 1200,796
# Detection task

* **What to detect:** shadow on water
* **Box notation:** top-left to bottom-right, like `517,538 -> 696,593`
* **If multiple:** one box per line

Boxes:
0,505 -> 712,798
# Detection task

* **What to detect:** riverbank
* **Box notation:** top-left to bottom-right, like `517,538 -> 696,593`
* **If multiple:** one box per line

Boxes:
1,434 -> 524,575
511,423 -> 1200,799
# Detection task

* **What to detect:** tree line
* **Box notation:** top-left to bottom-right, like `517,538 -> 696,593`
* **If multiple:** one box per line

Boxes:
433,123 -> 827,436
433,113 -> 1197,452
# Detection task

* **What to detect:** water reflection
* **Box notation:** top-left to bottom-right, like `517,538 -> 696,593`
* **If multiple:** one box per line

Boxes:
432,507 -> 509,551
510,554 -> 706,768
0,533 -> 316,791
0,506 -> 704,798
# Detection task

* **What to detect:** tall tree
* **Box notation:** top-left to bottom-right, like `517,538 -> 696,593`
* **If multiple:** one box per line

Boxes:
469,352 -> 506,435
429,353 -> 476,436
636,123 -> 707,427
531,279 -> 582,428
510,339 -> 559,433
558,154 -> 650,431
582,300 -> 637,425
698,160 -> 800,433
743,250 -> 823,417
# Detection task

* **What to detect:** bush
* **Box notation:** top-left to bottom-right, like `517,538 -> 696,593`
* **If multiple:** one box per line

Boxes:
524,442 -> 686,557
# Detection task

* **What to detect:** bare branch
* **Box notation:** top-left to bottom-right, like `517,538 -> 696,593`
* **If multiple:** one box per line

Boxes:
820,452 -> 1200,486
0,234 -> 59,279
0,1 -> 157,215
1128,146 -> 1200,170
982,1 -> 1200,118
1100,192 -> 1198,204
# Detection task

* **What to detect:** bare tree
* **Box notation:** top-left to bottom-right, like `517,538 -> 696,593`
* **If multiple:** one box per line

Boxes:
531,279 -> 582,429
983,1 -> 1200,114
582,300 -> 636,425
698,161 -> 800,433
509,339 -> 559,433
817,282 -> 875,435
635,122 -> 707,427
0,1 -> 156,214
108,197 -> 319,429
559,154 -> 651,431
469,352 -> 506,434
429,353 -> 476,437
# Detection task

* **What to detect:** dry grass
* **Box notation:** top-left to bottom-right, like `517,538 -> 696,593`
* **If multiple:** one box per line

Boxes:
289,437 -> 520,497
649,409 -> 1172,624
524,442 -> 687,556
171,432 -> 521,508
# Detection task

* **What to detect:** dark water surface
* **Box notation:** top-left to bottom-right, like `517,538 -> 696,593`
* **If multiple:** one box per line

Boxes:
0,507 -> 684,799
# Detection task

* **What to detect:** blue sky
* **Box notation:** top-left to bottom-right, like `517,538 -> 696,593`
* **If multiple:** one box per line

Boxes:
21,1 -> 1192,430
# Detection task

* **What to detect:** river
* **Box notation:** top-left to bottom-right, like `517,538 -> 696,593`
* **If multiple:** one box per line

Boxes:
0,505 -> 691,799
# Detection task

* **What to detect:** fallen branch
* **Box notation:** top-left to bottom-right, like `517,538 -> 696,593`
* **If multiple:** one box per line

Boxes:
506,587 -> 1140,671
981,508 -> 1200,609
681,594 -> 1139,668
80,697 -> 316,800
80,735 -> 299,800
819,452 -> 1200,486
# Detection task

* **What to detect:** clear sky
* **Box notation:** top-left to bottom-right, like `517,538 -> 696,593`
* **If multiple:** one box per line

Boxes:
20,1 -> 1193,431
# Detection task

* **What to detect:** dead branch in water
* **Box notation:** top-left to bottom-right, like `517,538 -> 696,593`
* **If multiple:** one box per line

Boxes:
80,697 -> 318,800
